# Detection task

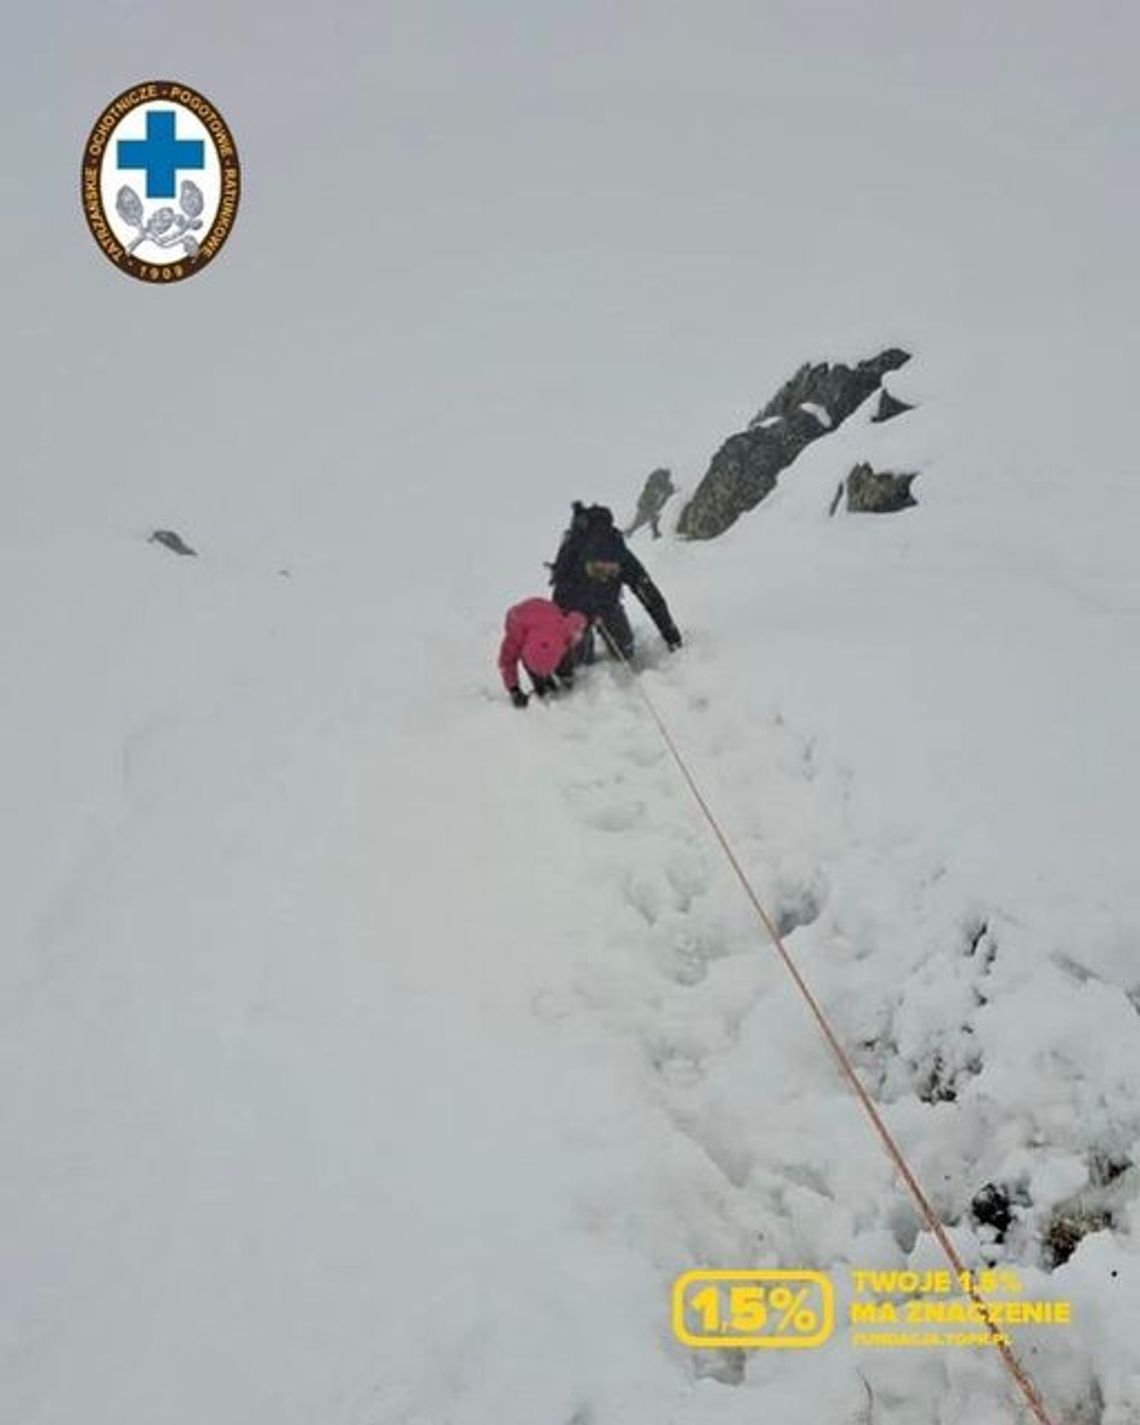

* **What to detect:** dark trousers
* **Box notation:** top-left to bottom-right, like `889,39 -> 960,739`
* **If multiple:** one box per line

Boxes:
579,604 -> 634,664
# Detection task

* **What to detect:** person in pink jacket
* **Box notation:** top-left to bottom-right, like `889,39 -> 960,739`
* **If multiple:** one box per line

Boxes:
499,598 -> 589,708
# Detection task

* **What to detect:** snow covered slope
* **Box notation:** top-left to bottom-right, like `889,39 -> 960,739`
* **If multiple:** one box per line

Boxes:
4,4 -> 1139,1422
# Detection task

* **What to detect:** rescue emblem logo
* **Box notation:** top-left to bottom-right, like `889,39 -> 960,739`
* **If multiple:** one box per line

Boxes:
82,82 -> 240,282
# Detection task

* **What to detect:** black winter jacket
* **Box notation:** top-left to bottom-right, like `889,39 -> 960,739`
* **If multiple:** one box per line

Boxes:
549,505 -> 679,641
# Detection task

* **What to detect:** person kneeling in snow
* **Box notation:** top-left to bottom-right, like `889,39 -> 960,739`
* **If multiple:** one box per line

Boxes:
499,598 -> 589,708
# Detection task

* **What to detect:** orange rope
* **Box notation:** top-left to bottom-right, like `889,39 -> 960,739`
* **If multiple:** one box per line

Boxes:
595,623 -> 1056,1425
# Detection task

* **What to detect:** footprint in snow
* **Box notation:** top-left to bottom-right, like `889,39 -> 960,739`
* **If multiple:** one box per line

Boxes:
772,878 -> 826,936
664,856 -> 708,913
562,784 -> 646,833
622,873 -> 663,926
652,1049 -> 705,1087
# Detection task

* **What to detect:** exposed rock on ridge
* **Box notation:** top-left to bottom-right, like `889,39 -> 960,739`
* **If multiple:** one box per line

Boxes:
676,348 -> 911,539
844,463 -> 918,514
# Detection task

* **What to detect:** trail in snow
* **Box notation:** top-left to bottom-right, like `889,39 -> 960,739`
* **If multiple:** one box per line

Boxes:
486,633 -> 1138,1424
4,524 -> 1137,1425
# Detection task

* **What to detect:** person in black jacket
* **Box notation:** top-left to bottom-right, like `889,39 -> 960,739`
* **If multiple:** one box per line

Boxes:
549,502 -> 682,663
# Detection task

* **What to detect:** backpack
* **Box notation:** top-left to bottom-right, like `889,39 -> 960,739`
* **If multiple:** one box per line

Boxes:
551,501 -> 609,573
549,503 -> 625,613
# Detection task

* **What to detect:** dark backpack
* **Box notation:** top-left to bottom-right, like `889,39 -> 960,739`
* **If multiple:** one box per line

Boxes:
550,503 -> 625,613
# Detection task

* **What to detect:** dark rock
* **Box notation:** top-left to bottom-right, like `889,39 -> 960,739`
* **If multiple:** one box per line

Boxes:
148,529 -> 198,556
871,388 -> 914,424
751,348 -> 910,428
845,463 -> 918,514
1043,1206 -> 1113,1269
1038,1160 -> 1134,1270
971,1183 -> 1014,1239
677,348 -> 910,539
625,467 -> 676,539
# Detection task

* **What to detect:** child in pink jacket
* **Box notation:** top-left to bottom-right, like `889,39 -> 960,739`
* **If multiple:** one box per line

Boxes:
498,598 -> 589,708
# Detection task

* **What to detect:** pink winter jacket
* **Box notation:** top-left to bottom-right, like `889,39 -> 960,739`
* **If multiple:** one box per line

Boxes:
499,598 -> 588,691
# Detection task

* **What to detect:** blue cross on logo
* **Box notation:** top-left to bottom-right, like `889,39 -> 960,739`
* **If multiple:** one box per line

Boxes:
117,110 -> 204,199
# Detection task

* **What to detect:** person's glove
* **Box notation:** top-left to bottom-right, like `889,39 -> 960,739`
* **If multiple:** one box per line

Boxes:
664,626 -> 683,651
509,686 -> 529,709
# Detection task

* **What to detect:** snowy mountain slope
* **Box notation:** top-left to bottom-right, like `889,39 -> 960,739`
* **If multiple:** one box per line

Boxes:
5,2 -> 1140,1422
5,421 -> 1138,1422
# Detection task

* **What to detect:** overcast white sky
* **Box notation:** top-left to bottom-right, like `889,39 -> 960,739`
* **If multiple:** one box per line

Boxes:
4,2 -> 1137,580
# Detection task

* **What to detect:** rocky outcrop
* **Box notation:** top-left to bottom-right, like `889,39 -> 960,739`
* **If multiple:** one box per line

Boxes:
750,348 -> 911,428
844,463 -> 918,514
625,467 -> 676,539
676,348 -> 910,538
148,529 -> 197,556
871,388 -> 914,424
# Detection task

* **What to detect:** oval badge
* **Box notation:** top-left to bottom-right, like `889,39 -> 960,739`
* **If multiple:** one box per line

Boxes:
81,81 -> 240,282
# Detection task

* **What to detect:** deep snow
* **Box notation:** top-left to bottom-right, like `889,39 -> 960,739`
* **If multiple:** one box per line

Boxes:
4,3 -> 1140,1422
